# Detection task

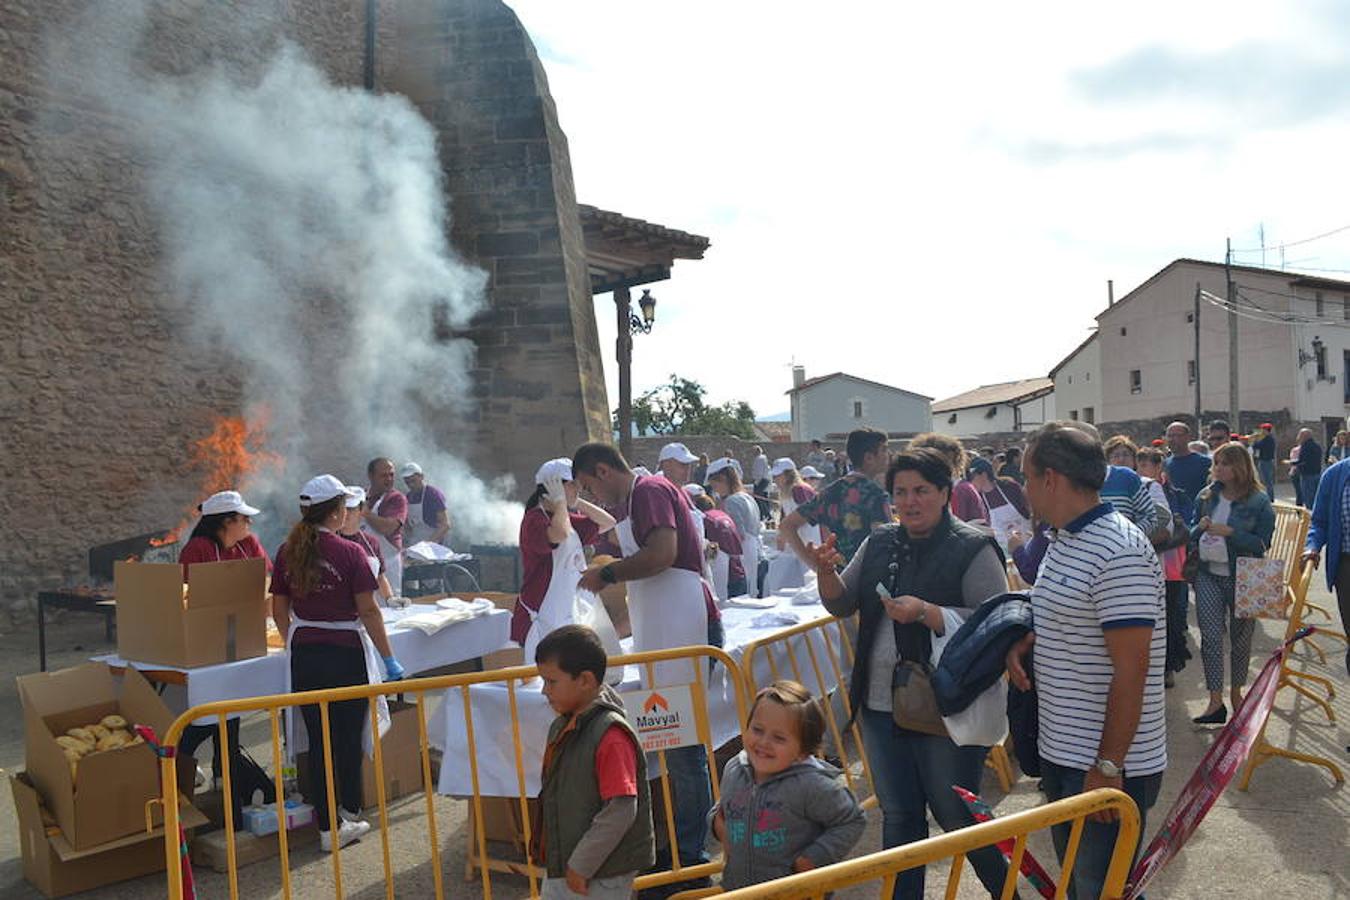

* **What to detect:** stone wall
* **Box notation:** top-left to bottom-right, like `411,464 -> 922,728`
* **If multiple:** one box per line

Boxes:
0,0 -> 609,626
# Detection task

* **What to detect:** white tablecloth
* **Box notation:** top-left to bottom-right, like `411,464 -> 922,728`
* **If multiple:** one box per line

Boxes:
432,591 -> 847,797
93,607 -> 511,722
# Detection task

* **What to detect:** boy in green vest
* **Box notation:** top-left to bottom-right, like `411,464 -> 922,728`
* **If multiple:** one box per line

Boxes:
533,625 -> 655,898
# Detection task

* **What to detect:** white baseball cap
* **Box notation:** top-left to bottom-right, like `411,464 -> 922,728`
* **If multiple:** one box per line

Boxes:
400,462 -> 423,478
683,483 -> 706,498
769,457 -> 797,477
200,490 -> 261,517
344,485 -> 368,509
535,458 -> 573,485
800,465 -> 825,479
706,457 -> 738,479
658,442 -> 699,465
299,474 -> 357,507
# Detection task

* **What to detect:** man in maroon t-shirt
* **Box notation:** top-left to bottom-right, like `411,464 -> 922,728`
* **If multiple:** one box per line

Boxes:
571,442 -> 716,886
363,457 -> 408,592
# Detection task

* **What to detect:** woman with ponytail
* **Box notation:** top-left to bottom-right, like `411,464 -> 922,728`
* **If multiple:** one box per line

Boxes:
271,475 -> 405,853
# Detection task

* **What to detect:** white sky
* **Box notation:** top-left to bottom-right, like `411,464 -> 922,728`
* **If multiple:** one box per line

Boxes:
510,0 -> 1350,419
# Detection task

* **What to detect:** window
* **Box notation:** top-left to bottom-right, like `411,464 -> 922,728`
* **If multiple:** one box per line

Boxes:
1186,312 -> 1194,323
852,400 -> 863,419
1344,350 -> 1350,403
1187,359 -> 1197,385
1085,371 -> 1091,382
1067,375 -> 1073,384
1084,406 -> 1096,424
1316,292 -> 1324,317
1120,326 -> 1127,336
947,413 -> 958,425
1316,343 -> 1328,380
1129,369 -> 1142,394
1069,409 -> 1079,421
1343,297 -> 1349,321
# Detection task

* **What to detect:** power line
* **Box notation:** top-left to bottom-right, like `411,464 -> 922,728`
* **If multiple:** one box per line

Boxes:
1230,222 -> 1350,253
1202,288 -> 1350,329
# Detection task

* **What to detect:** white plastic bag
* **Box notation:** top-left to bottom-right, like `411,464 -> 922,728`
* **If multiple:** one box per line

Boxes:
930,607 -> 1009,748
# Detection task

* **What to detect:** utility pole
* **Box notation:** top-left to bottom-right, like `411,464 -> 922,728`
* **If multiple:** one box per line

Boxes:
1226,238 -> 1240,431
1194,282 -> 1202,431
615,287 -> 633,461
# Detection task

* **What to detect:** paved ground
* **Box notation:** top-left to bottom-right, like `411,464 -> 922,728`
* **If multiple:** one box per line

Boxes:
2,547 -> 1347,898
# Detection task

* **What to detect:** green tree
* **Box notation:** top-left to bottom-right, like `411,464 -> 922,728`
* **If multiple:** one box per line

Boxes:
621,374 -> 757,438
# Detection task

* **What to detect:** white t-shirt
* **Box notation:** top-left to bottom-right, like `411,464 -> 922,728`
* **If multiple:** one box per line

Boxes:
1198,495 -> 1232,574
1032,505 -> 1167,777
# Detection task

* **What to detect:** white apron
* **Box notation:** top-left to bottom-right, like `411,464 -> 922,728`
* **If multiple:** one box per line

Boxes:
363,496 -> 403,594
986,484 -> 1030,552
405,495 -> 427,546
617,484 -> 708,687
688,506 -> 716,588
763,494 -> 820,595
284,615 -> 390,761
710,547 -> 731,603
522,527 -> 587,666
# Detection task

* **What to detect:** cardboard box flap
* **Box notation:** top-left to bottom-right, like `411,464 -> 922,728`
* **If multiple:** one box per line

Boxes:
17,663 -> 118,720
186,557 -> 266,608
51,800 -> 207,862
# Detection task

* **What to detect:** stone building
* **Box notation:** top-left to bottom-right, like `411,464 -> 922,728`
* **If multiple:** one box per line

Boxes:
0,0 -> 706,617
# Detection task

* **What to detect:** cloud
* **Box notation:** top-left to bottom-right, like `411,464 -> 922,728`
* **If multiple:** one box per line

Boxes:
1073,37 -> 1350,127
1012,132 -> 1222,165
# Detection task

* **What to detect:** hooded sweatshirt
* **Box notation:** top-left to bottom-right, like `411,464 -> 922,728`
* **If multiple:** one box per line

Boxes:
711,751 -> 865,891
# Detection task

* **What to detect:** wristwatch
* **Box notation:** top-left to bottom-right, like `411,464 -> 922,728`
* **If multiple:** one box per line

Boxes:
1094,757 -> 1122,778
600,564 -> 618,585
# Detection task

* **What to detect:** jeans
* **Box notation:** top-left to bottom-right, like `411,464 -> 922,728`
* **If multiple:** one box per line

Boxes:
292,643 -> 370,830
859,709 -> 1008,899
1299,474 -> 1320,509
1256,460 -> 1275,501
1040,761 -> 1162,900
656,745 -> 712,867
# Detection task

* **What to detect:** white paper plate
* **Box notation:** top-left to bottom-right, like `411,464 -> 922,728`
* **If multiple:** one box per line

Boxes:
727,595 -> 777,609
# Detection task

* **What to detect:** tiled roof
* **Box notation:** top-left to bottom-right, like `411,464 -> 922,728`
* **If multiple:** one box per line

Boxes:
786,372 -> 933,401
932,377 -> 1054,413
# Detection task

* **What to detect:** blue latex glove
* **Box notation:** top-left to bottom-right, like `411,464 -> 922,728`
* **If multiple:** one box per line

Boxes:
382,655 -> 406,681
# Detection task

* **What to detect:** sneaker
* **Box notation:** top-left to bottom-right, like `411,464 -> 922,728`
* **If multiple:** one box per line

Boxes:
339,809 -> 365,825
320,819 -> 370,852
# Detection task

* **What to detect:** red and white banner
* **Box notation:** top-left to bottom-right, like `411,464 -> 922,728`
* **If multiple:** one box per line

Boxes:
1124,628 -> 1311,899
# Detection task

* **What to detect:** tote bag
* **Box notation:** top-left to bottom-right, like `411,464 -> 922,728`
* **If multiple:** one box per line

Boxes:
1234,556 -> 1286,619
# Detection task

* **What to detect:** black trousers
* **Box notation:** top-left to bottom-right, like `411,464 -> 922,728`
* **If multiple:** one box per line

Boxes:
291,642 -> 370,830
1164,579 -> 1192,673
1334,560 -> 1350,677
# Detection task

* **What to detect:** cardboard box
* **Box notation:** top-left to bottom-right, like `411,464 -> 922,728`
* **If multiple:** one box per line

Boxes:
11,773 -> 207,899
297,702 -> 430,810
115,557 -> 268,667
18,663 -> 180,850
361,700 -> 427,807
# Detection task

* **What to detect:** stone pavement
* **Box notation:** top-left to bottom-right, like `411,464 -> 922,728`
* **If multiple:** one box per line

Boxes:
1,585 -> 1345,899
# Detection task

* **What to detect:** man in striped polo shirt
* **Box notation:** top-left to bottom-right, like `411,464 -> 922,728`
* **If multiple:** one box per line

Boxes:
1007,423 -> 1166,900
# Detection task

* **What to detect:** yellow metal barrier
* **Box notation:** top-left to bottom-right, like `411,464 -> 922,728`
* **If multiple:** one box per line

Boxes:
155,644 -> 748,900
710,788 -> 1140,900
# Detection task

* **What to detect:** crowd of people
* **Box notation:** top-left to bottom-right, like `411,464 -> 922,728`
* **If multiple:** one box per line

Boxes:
169,416 -> 1349,899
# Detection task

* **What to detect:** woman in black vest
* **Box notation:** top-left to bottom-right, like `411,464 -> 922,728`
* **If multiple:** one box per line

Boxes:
812,448 -> 1011,900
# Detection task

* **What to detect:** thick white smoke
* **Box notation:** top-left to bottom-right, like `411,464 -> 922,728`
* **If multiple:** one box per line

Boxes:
45,2 -> 524,547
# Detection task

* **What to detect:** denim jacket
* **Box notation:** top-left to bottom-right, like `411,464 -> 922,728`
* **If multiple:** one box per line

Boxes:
1189,484 -> 1274,572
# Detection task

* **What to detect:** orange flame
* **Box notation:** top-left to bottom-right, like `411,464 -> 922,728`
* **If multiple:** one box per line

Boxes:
149,409 -> 283,547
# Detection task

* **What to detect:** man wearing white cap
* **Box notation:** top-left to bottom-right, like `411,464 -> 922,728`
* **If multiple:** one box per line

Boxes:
763,458 -> 820,594
178,489 -> 271,580
400,462 -> 451,548
363,457 -> 408,594
571,442 -> 716,889
656,441 -> 699,487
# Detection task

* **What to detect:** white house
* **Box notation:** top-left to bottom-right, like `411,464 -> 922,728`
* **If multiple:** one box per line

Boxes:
787,368 -> 932,441
1050,332 -> 1101,425
1095,259 -> 1350,441
932,378 -> 1056,438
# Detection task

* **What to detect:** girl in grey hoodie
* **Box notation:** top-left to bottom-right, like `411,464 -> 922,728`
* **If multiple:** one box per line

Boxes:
710,681 -> 866,891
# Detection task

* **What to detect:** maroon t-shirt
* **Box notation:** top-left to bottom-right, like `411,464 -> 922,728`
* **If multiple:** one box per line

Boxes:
273,531 -> 379,647
514,507 -> 602,644
178,534 -> 272,582
368,489 -> 408,551
703,508 -> 745,582
625,476 -> 719,622
340,529 -> 385,576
